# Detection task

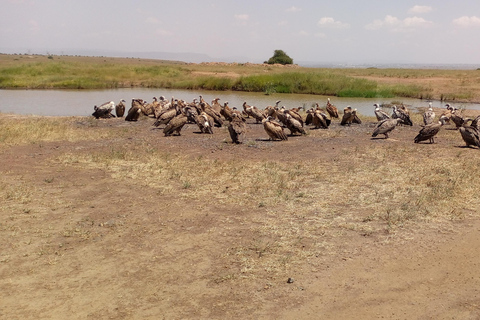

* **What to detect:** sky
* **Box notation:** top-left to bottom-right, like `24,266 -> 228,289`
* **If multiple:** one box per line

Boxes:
1,0 -> 480,65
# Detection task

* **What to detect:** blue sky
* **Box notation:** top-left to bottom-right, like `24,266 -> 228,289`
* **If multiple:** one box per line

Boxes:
1,0 -> 479,65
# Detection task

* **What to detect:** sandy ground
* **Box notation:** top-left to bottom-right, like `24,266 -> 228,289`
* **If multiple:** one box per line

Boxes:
1,112 -> 480,319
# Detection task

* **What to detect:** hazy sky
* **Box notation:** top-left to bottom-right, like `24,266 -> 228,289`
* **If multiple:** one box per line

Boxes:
1,0 -> 480,65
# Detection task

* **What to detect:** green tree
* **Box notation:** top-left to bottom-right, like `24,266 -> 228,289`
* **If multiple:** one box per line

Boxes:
266,50 -> 293,65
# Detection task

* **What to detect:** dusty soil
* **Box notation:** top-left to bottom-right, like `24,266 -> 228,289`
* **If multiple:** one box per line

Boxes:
1,113 -> 480,319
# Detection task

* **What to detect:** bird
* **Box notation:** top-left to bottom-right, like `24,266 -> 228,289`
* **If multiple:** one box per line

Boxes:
115,99 -> 126,117
423,103 -> 435,125
246,105 -> 266,124
391,105 -> 412,126
305,108 -> 314,126
200,101 -> 223,127
124,105 -> 142,121
469,114 -> 480,130
195,111 -> 213,134
312,109 -> 330,129
285,113 -> 306,135
262,116 -> 288,141
414,117 -> 446,144
340,106 -> 359,126
458,121 -> 480,148
228,112 -> 247,144
374,103 -> 390,122
92,101 -> 115,119
326,98 -> 339,118
220,101 -> 234,122
371,118 -> 403,139
163,113 -> 188,136
450,109 -> 465,129
211,97 -> 222,114
153,103 -> 180,127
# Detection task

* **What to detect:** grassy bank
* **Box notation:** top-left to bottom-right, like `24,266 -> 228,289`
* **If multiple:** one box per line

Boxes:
1,54 -> 479,101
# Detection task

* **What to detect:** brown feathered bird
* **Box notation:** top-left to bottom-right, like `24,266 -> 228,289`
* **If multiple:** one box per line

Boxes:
262,116 -> 288,141
228,113 -> 247,144
92,101 -> 115,119
414,117 -> 446,144
246,105 -> 266,123
163,114 -> 188,136
372,118 -> 403,139
392,105 -> 413,126
153,103 -> 180,127
125,105 -> 142,121
312,109 -> 330,129
458,121 -> 480,148
195,112 -> 214,134
374,103 -> 390,122
326,98 -> 339,118
341,106 -> 355,126
285,113 -> 306,135
220,101 -> 234,122
115,99 -> 126,117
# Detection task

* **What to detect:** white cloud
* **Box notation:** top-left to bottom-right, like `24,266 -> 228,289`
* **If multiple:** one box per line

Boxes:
297,30 -> 309,36
452,16 -> 480,27
408,5 -> 432,14
155,29 -> 172,36
286,6 -> 301,13
365,15 -> 432,31
146,17 -> 160,24
318,17 -> 350,29
278,20 -> 288,26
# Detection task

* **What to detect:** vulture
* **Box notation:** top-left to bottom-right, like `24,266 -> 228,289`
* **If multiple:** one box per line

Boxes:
228,112 -> 247,144
392,105 -> 413,126
262,116 -> 288,141
163,114 -> 188,136
469,114 -> 480,130
220,102 -> 234,122
124,106 -> 142,122
285,109 -> 303,126
312,109 -> 330,129
211,98 -> 222,114
92,101 -> 115,119
115,99 -> 126,117
305,108 -> 314,126
341,106 -> 358,126
326,98 -> 339,118
285,113 -> 306,135
371,118 -> 403,139
246,105 -> 266,124
195,111 -> 214,134
414,117 -> 446,144
423,103 -> 435,125
440,103 -> 454,124
200,102 -> 223,127
458,121 -> 480,148
450,109 -> 465,129
153,103 -> 180,127
374,103 -> 390,122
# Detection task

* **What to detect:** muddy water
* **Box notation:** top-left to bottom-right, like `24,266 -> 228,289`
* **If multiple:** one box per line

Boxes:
1,88 -> 480,117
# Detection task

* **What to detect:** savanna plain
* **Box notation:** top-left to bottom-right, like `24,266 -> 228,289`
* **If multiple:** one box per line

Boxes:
1,54 -> 480,319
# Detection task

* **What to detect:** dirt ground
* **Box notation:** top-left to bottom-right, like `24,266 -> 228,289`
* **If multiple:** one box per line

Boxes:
1,111 -> 480,319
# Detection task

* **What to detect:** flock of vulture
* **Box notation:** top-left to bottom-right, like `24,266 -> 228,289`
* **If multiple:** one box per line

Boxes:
91,96 -> 480,148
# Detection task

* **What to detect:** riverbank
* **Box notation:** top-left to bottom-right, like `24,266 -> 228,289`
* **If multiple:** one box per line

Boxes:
2,53 -> 480,102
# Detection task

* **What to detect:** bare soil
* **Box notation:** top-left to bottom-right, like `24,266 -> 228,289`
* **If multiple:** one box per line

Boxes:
1,113 -> 480,319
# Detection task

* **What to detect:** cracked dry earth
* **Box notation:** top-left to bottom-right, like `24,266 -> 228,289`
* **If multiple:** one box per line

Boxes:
1,114 -> 480,319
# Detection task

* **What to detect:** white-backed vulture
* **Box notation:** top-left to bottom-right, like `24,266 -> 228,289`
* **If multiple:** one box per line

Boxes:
305,108 -> 314,126
459,121 -> 480,148
392,105 -> 413,126
285,113 -> 306,135
228,113 -> 247,144
153,103 -> 180,127
286,109 -> 304,126
423,103 -> 435,125
195,112 -> 214,134
211,98 -> 222,114
125,106 -> 142,121
163,114 -> 188,136
374,103 -> 390,122
450,109 -> 465,129
247,105 -> 266,123
326,98 -> 339,118
414,118 -> 445,144
262,116 -> 288,141
312,109 -> 330,129
92,101 -> 115,119
200,102 -> 223,127
115,99 -> 126,117
341,106 -> 357,126
220,102 -> 234,122
371,118 -> 403,139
